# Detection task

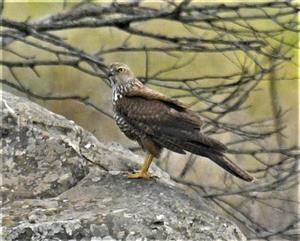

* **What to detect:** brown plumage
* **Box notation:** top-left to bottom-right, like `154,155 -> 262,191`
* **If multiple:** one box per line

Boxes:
108,62 -> 254,182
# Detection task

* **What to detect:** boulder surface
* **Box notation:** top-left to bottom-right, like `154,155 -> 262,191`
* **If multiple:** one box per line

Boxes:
1,91 -> 246,241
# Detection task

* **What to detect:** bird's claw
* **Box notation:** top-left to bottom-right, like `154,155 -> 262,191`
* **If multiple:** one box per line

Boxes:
128,171 -> 151,179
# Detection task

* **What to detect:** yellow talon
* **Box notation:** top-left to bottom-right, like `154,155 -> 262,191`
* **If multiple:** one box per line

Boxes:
128,171 -> 151,179
128,152 -> 154,179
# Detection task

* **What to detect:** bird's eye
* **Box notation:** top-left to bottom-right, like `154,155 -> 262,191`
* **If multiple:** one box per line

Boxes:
117,67 -> 125,73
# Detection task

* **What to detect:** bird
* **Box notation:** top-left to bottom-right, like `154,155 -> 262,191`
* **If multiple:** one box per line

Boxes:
108,62 -> 254,182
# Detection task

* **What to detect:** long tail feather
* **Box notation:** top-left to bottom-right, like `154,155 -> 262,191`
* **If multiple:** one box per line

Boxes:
181,141 -> 254,182
203,152 -> 254,182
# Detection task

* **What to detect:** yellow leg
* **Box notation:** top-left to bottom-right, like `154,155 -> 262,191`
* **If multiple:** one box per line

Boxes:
128,153 -> 154,179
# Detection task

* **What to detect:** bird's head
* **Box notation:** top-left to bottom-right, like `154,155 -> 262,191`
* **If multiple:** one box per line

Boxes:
108,62 -> 134,86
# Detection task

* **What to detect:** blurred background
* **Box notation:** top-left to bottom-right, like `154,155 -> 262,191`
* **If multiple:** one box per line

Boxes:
1,0 -> 299,240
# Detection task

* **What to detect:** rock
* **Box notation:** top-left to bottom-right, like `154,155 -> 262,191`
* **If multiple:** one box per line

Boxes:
1,91 -> 246,241
1,91 -> 89,202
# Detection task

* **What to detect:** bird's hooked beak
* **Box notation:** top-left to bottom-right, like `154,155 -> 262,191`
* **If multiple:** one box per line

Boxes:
108,69 -> 113,77
107,68 -> 116,86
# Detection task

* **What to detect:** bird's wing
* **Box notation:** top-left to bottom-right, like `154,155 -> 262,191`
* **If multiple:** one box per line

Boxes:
126,80 -> 202,128
116,95 -> 226,152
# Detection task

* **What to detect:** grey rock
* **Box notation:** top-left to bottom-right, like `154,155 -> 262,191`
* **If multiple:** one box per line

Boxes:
1,91 -> 246,241
1,91 -> 89,201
